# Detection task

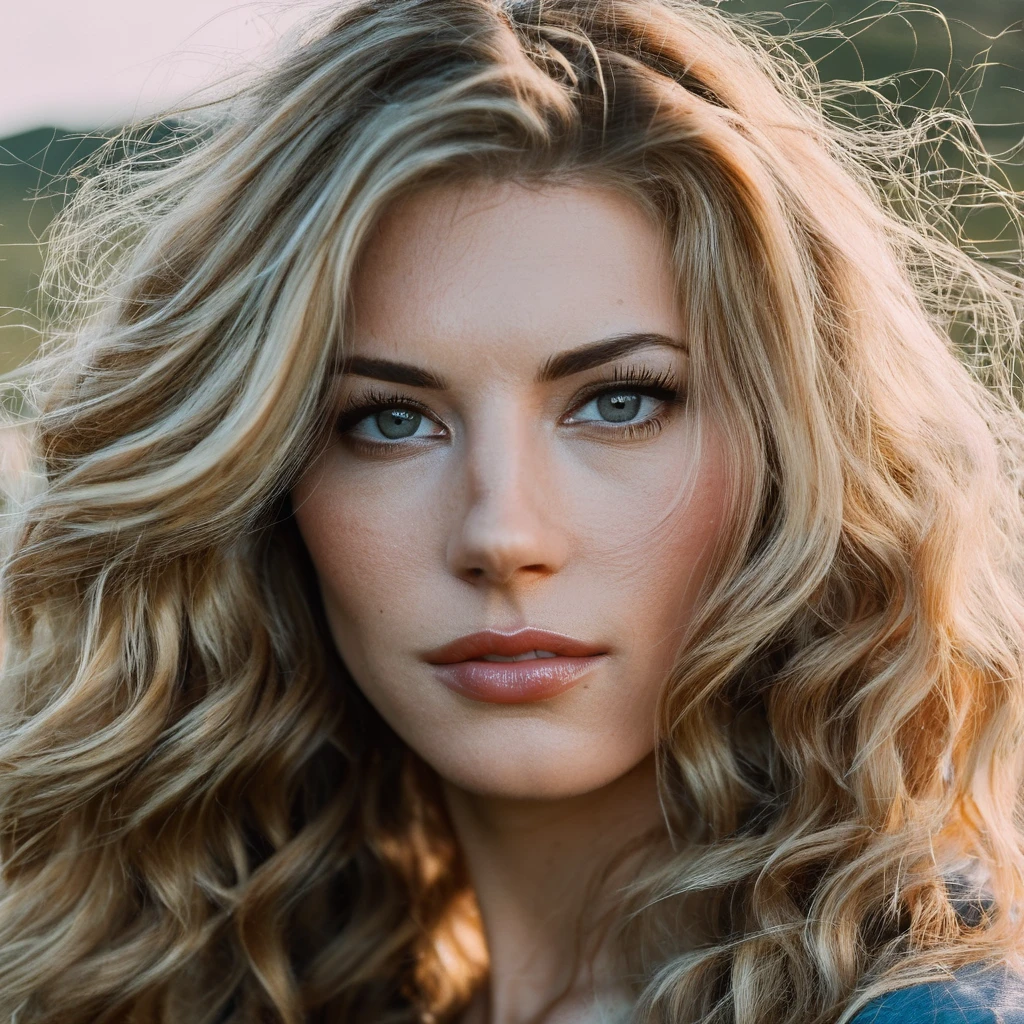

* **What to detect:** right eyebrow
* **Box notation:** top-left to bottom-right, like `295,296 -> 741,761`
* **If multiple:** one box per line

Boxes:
337,355 -> 448,390
536,331 -> 686,382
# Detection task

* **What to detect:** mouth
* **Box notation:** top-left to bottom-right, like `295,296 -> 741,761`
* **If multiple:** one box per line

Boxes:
422,628 -> 609,703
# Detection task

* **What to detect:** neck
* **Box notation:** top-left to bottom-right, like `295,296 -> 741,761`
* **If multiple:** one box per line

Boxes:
442,753 -> 666,1024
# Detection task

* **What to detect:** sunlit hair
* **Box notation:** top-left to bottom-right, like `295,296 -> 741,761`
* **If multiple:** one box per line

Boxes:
1,0 -> 1023,1021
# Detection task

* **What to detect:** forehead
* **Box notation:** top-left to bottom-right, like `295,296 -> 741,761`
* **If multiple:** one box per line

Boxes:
346,179 -> 685,371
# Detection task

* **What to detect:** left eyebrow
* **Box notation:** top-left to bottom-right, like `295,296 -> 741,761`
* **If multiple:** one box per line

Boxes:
536,331 -> 687,382
338,355 -> 447,389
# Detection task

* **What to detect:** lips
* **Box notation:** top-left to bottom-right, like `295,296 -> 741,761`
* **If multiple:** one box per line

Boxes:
424,628 -> 606,664
423,628 -> 608,704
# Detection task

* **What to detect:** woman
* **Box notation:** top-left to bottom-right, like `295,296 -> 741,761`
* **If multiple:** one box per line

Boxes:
1,0 -> 1022,1021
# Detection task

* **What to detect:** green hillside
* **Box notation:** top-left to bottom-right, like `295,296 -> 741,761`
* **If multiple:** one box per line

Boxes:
0,130 -> 106,371
1,0 -> 1020,373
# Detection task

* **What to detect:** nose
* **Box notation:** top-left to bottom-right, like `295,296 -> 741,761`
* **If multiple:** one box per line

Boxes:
446,410 -> 568,587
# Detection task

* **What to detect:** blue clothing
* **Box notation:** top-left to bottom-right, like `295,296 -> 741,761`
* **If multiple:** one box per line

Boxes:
851,966 -> 1024,1022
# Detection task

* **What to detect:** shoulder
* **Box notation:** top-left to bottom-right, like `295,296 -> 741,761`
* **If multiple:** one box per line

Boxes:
850,965 -> 1024,1023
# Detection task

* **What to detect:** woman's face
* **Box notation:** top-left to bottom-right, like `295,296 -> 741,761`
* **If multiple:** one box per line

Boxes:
292,179 -> 732,800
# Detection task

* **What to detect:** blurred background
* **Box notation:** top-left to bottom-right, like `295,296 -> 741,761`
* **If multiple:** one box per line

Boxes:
1,0 -> 1021,375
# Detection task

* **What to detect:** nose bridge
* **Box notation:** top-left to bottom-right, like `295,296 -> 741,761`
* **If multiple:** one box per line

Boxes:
448,395 -> 564,584
469,398 -> 532,507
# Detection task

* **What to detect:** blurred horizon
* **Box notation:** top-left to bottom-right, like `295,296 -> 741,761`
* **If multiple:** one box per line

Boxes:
1,0 -> 1022,374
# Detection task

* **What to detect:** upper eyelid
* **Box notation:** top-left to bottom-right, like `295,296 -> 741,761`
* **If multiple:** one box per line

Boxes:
564,371 -> 681,408
337,388 -> 440,419
571,375 -> 678,399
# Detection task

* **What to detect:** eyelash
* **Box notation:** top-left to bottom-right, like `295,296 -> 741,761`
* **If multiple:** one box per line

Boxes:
334,365 -> 686,451
569,364 -> 684,441
335,387 -> 429,427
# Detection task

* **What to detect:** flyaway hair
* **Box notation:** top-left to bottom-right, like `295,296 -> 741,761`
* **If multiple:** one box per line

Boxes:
0,0 -> 1023,1022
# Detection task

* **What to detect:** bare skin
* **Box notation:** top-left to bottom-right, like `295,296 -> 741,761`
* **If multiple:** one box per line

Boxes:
291,180 -> 733,1024
448,752 -> 663,1024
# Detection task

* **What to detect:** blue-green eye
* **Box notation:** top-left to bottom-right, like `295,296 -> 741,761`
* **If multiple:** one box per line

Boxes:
569,389 -> 663,425
346,405 -> 444,443
375,408 -> 421,438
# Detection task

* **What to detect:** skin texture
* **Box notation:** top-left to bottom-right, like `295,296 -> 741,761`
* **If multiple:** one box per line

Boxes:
291,180 -> 734,1023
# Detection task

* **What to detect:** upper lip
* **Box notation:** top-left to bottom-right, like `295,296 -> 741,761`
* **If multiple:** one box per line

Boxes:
423,628 -> 608,664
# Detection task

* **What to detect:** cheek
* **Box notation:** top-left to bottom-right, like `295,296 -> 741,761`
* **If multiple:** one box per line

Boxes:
583,430 -> 732,734
568,428 -> 731,640
290,455 -> 438,657
649,452 -> 730,621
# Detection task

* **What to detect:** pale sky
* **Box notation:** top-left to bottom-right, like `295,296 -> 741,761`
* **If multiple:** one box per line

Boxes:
1,1 -> 329,138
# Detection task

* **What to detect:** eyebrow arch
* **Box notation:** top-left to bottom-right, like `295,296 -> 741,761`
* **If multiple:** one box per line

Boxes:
336,331 -> 687,390
340,355 -> 447,389
537,331 -> 687,382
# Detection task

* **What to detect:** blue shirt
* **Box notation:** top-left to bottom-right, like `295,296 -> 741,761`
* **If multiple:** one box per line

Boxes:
851,965 -> 1024,1022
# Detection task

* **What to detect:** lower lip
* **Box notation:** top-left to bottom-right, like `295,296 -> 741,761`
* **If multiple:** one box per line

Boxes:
430,655 -> 606,703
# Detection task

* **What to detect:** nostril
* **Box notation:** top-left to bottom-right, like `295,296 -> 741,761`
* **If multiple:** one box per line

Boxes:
462,563 -> 548,583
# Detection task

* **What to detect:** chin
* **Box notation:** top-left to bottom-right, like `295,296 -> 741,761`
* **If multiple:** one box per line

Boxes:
419,732 -> 653,801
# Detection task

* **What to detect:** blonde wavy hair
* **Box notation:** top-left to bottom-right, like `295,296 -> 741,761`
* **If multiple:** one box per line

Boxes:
1,0 -> 1023,1021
